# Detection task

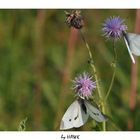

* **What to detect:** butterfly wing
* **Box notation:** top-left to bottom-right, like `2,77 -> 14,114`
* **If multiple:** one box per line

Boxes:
60,100 -> 89,130
84,100 -> 107,122
123,33 -> 135,63
127,33 -> 140,56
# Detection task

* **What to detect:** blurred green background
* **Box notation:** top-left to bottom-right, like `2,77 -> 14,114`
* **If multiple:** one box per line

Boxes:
0,9 -> 140,131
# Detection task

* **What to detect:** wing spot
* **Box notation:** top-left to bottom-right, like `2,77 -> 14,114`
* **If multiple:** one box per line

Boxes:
93,112 -> 99,116
74,115 -> 78,120
69,119 -> 72,122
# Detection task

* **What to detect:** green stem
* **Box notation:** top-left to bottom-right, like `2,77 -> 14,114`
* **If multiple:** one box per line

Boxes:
80,30 -> 106,131
105,41 -> 117,101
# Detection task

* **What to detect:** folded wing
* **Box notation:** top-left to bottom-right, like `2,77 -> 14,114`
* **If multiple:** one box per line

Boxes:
123,33 -> 135,63
127,33 -> 140,56
60,100 -> 89,130
84,100 -> 107,122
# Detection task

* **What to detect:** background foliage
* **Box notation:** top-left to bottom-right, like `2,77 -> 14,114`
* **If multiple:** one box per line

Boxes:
0,9 -> 140,131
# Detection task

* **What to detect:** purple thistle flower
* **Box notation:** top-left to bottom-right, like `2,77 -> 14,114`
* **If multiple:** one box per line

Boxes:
72,72 -> 96,99
102,16 -> 127,40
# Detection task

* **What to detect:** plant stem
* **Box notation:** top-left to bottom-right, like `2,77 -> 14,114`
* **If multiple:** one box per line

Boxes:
80,30 -> 106,131
105,41 -> 117,101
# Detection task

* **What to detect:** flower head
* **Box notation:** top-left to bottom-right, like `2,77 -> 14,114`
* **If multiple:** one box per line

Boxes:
65,10 -> 84,29
72,72 -> 96,99
102,16 -> 127,40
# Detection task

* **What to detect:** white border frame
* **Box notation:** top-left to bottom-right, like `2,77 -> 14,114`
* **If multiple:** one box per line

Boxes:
0,0 -> 140,9
0,132 -> 140,140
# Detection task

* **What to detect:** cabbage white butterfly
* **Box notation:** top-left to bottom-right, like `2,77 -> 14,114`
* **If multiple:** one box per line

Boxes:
60,98 -> 107,130
123,32 -> 140,63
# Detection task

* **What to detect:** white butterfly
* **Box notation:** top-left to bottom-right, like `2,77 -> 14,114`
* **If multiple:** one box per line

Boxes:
60,99 -> 107,130
123,32 -> 140,64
